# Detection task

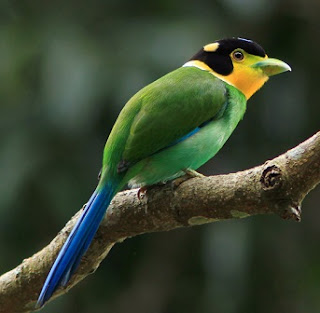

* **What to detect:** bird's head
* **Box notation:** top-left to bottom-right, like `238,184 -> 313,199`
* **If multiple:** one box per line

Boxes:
184,37 -> 291,99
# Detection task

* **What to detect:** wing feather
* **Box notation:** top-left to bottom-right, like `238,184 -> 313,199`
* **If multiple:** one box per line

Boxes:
122,67 -> 227,163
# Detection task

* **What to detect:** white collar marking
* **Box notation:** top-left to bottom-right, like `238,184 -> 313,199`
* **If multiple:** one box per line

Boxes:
182,61 -> 235,87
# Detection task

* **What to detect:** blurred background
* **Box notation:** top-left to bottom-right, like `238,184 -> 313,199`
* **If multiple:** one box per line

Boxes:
1,0 -> 320,312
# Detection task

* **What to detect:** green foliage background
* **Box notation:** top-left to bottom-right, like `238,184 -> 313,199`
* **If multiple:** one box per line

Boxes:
1,1 -> 320,312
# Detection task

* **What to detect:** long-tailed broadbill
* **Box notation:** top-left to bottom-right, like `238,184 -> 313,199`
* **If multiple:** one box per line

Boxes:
37,37 -> 291,307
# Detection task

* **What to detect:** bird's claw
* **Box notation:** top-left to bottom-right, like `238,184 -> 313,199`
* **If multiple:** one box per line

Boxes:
171,169 -> 205,189
137,186 -> 148,200
184,169 -> 205,178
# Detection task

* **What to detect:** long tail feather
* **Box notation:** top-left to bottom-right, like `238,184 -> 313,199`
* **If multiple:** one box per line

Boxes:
36,182 -> 115,308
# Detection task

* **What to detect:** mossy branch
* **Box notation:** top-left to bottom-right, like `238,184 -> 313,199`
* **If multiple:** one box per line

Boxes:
1,131 -> 320,313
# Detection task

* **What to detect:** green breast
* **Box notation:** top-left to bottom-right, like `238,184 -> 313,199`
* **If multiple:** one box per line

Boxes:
121,79 -> 247,188
103,67 -> 227,171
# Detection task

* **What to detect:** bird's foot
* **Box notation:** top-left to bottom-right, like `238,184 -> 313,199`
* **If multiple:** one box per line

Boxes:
81,203 -> 87,211
171,169 -> 205,189
137,186 -> 148,200
183,169 -> 205,178
137,181 -> 167,200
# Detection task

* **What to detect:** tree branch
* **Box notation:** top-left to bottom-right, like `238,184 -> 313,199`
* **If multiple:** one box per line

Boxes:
1,131 -> 320,313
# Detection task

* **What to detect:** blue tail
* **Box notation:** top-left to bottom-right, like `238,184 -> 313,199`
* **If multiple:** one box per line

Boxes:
37,182 -> 115,308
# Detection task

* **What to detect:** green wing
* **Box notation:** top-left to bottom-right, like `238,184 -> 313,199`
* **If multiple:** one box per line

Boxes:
104,67 -> 227,170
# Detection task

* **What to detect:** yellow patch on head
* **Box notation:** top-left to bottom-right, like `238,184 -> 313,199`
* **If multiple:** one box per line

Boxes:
203,42 -> 219,52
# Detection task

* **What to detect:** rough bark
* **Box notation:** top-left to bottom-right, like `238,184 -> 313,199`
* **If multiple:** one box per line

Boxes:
0,131 -> 320,313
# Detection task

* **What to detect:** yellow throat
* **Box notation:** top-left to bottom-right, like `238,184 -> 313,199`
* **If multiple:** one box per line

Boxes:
183,59 -> 269,100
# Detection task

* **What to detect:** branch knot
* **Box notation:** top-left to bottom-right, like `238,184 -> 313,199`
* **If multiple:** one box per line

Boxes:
260,164 -> 282,190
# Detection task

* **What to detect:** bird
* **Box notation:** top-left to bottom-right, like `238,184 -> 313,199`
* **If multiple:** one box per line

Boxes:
36,37 -> 291,307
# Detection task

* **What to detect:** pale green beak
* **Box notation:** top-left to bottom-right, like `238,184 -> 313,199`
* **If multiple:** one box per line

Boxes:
252,58 -> 292,76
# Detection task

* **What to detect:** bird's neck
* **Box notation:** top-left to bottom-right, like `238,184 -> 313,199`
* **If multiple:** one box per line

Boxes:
183,60 -> 268,100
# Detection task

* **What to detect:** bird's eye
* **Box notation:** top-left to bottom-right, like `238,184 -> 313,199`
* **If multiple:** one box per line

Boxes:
232,50 -> 244,61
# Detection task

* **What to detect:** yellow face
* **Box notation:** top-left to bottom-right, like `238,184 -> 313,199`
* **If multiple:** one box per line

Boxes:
184,53 -> 269,100
190,43 -> 270,99
185,39 -> 291,100
183,38 -> 291,99
220,49 -> 269,99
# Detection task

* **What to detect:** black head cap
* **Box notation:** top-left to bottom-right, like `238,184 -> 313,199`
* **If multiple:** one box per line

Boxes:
189,37 -> 266,75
